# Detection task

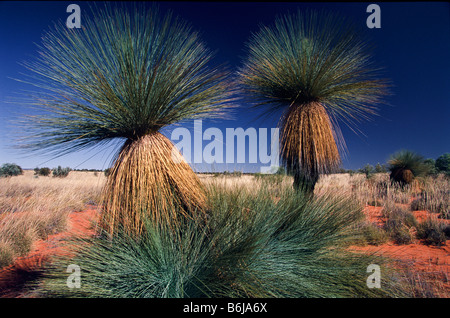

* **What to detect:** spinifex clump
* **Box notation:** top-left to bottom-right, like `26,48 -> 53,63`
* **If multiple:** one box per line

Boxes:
17,4 -> 232,236
239,11 -> 389,194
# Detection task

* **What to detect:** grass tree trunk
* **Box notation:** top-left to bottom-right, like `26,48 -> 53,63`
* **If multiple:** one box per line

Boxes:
99,132 -> 206,237
390,168 -> 414,185
281,102 -> 340,195
292,168 -> 319,195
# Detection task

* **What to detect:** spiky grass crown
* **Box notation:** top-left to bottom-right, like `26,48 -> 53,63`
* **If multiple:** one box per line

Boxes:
388,150 -> 430,178
17,4 -> 233,157
238,10 -> 389,131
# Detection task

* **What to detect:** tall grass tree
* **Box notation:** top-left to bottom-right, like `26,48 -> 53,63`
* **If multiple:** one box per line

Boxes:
15,4 -> 233,236
239,11 -> 389,193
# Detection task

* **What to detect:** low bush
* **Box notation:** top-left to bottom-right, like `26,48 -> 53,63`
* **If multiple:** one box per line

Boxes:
34,167 -> 51,176
357,222 -> 389,246
417,218 -> 448,246
383,206 -> 418,245
0,240 -> 15,268
0,163 -> 23,178
104,168 -> 112,177
52,166 -> 71,178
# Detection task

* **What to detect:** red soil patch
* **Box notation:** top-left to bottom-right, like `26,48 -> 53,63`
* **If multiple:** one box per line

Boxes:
354,205 -> 450,296
364,206 -> 386,227
0,206 -> 98,297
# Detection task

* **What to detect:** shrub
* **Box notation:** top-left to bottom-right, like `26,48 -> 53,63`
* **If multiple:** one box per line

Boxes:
0,241 -> 15,268
359,164 -> 374,179
383,206 -> 418,244
443,224 -> 450,239
387,224 -> 415,245
358,222 -> 389,246
34,167 -> 51,176
410,198 -> 426,211
52,166 -> 71,178
0,163 -> 23,178
435,153 -> 450,174
254,172 -> 284,185
104,168 -> 111,177
417,218 -> 447,246
423,159 -> 438,175
222,170 -> 242,177
374,163 -> 387,173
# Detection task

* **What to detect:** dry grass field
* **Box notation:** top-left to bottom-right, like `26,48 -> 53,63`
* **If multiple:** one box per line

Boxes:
0,170 -> 103,269
0,170 -> 449,297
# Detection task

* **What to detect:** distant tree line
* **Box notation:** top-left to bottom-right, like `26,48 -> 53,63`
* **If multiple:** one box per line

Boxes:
0,153 -> 449,180
350,152 -> 450,181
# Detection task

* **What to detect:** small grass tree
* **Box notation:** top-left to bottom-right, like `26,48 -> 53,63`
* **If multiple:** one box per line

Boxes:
238,11 -> 389,194
387,150 -> 429,186
17,5 -> 232,236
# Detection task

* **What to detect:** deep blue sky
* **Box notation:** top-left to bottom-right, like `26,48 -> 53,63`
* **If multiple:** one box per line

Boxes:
0,1 -> 449,172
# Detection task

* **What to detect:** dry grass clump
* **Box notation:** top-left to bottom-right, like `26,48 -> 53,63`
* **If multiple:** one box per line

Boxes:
315,173 -> 357,198
383,205 -> 418,245
344,173 -> 418,207
411,174 -> 449,219
0,170 -> 104,268
416,217 -> 449,246
397,267 -> 450,298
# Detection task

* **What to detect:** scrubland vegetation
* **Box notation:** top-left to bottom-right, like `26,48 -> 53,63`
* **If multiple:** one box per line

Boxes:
0,169 -> 448,297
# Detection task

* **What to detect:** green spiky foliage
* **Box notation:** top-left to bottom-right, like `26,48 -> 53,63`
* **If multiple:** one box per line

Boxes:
388,150 -> 430,185
32,183 -> 408,298
239,11 -> 389,194
17,4 -> 232,236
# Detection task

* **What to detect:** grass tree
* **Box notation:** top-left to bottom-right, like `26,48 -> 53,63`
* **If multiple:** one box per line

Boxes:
239,11 -> 389,194
388,150 -> 430,185
17,5 -> 232,236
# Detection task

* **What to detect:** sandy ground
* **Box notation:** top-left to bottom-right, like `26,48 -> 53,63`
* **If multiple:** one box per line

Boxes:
351,206 -> 450,296
0,206 -> 97,297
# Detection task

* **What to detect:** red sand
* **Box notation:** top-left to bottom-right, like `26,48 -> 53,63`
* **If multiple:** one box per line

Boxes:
354,206 -> 450,296
0,206 -> 98,297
